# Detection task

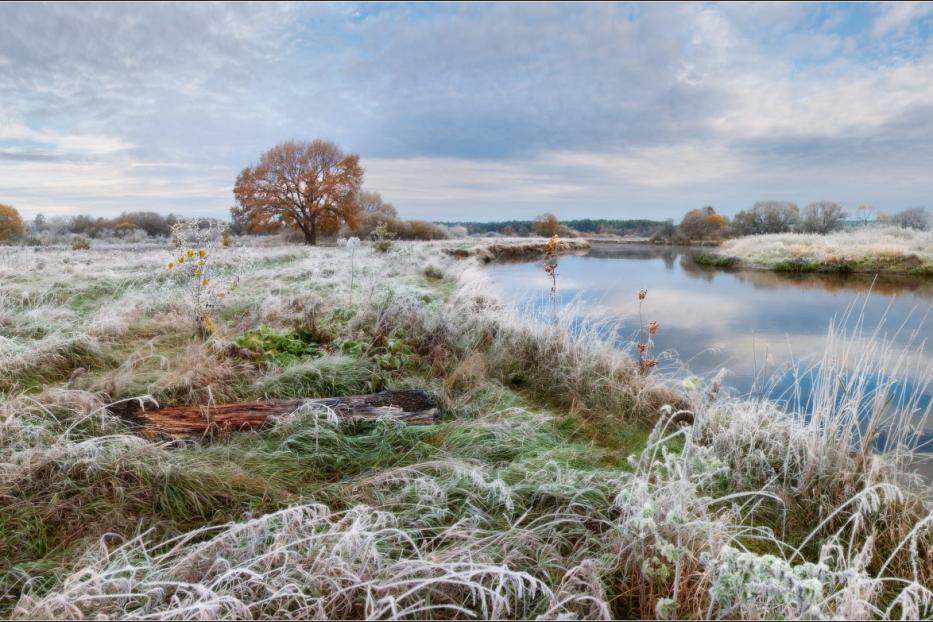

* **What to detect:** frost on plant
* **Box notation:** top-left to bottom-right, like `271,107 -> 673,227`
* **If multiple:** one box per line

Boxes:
709,546 -> 834,619
167,219 -> 239,339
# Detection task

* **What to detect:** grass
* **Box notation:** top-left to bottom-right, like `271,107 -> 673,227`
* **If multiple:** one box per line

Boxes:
441,237 -> 591,262
254,353 -> 379,398
713,226 -> 933,275
771,257 -> 821,273
1,237 -> 932,619
693,253 -> 740,269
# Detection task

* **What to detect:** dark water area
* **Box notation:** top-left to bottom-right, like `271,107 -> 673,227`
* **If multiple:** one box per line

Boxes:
487,243 -> 933,452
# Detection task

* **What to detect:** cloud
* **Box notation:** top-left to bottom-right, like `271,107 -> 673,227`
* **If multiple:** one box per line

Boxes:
872,1 -> 933,38
2,2 -> 933,220
365,157 -> 586,203
549,143 -> 746,189
0,157 -> 230,215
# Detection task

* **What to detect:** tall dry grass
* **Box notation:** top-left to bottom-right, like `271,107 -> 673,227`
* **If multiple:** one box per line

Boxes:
1,238 -> 932,619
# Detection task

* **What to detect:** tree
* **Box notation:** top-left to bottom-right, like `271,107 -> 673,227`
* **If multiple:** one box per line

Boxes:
31,213 -> 47,233
891,207 -> 930,231
67,214 -> 102,236
733,201 -> 799,235
233,140 -> 364,245
651,219 -> 677,241
118,211 -> 173,237
678,206 -> 730,241
230,201 -> 280,235
0,203 -> 25,242
358,190 -> 398,218
799,201 -> 846,234
533,213 -> 560,237
856,204 -> 874,226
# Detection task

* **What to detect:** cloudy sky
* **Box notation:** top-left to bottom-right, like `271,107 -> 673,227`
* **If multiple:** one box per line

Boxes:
2,1 -> 933,221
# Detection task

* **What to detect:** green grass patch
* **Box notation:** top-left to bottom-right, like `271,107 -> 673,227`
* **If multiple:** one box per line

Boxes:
65,278 -> 138,314
0,337 -> 115,392
694,253 -> 740,269
824,260 -> 854,273
771,257 -> 820,272
254,353 -> 379,398
235,326 -> 319,367
335,333 -> 414,372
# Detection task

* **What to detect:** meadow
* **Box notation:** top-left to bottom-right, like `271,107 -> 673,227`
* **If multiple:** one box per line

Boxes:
1,234 -> 932,620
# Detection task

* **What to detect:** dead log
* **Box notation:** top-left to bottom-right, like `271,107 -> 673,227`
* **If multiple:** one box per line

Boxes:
125,390 -> 440,440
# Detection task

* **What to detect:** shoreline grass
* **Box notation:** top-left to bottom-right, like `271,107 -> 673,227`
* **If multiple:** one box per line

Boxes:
704,227 -> 933,276
1,238 -> 932,619
441,237 -> 591,262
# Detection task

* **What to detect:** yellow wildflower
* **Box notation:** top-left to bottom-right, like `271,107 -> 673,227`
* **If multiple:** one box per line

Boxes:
202,278 -> 209,286
178,256 -> 185,264
186,249 -> 194,258
194,269 -> 202,277
198,249 -> 206,258
167,261 -> 174,270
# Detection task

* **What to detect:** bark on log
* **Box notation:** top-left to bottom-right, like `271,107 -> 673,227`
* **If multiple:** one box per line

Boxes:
126,390 -> 440,440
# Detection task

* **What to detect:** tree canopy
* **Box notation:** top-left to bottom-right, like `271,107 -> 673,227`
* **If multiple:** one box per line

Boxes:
799,202 -> 846,234
0,203 -> 25,242
533,213 -> 561,237
678,206 -> 730,241
733,201 -> 799,235
232,140 -> 364,245
358,190 -> 398,218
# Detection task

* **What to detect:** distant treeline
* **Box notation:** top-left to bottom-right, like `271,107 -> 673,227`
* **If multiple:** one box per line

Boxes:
25,211 -> 184,239
439,219 -> 670,237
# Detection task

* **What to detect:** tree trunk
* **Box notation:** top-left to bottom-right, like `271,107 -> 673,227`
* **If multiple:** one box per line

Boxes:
303,220 -> 317,245
121,390 -> 440,440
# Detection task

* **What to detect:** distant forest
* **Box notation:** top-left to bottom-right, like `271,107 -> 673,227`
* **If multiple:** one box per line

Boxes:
439,218 -> 671,237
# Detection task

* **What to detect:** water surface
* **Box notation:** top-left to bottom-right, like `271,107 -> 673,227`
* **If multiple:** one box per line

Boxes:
487,243 -> 933,442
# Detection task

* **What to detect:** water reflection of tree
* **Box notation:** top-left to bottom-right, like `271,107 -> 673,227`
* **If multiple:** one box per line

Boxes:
588,244 -> 682,270
678,254 -> 716,282
675,254 -> 933,297
732,270 -> 933,298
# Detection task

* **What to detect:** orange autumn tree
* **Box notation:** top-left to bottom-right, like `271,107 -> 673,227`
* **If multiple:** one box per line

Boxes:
533,213 -> 561,237
0,203 -> 25,242
232,140 -> 363,245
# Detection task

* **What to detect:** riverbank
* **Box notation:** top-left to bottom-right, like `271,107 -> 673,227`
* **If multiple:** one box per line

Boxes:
697,227 -> 933,275
441,236 -> 590,261
584,236 -> 721,247
1,239 -> 932,619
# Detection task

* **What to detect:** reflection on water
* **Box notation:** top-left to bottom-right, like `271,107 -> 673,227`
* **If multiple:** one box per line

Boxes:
487,243 -> 933,439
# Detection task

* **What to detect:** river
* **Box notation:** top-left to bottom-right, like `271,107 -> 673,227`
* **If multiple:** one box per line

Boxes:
487,242 -> 933,453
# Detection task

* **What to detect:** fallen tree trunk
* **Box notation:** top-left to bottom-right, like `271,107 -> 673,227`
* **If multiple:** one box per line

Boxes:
125,390 -> 440,440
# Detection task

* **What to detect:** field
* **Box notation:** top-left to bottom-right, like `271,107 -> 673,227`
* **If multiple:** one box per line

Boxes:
702,227 -> 933,275
1,237 -> 933,619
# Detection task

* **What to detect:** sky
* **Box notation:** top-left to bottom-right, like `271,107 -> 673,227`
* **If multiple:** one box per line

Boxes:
2,1 -> 933,222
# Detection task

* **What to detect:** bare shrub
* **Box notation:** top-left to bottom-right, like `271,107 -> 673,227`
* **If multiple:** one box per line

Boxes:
799,201 -> 847,234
